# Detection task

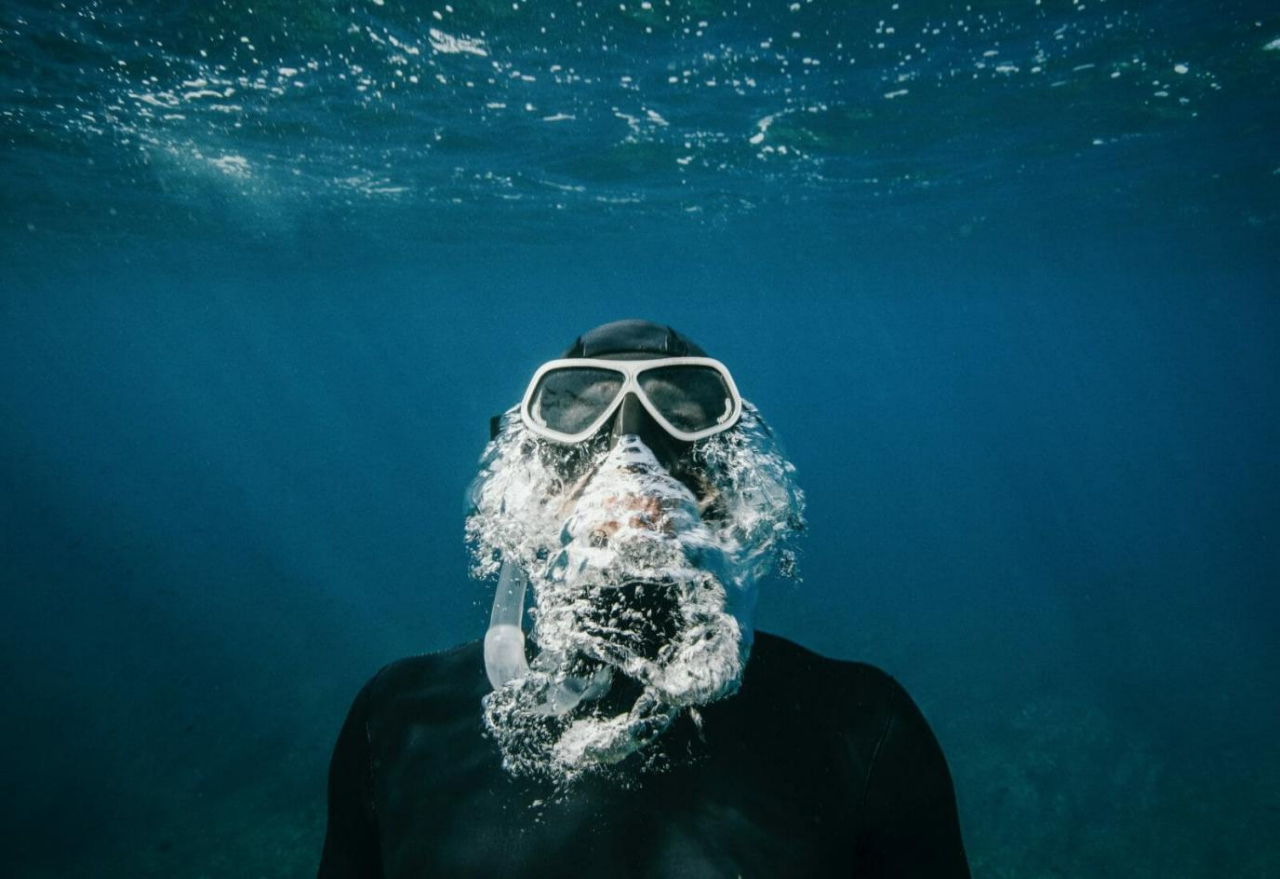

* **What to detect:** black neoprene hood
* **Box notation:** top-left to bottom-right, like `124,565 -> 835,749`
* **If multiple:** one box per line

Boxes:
562,319 -> 708,359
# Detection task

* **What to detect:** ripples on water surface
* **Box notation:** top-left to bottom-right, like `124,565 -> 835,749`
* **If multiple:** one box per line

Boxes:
4,0 -> 1277,242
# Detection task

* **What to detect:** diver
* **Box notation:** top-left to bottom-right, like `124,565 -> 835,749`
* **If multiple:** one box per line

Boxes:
319,319 -> 970,878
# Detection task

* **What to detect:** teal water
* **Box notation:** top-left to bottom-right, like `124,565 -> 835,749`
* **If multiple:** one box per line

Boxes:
2,1 -> 1278,876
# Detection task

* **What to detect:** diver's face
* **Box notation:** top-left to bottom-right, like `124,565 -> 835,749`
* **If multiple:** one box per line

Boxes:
548,371 -> 715,660
467,383 -> 804,780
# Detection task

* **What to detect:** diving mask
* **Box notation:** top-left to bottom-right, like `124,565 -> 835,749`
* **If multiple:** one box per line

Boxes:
520,356 -> 743,444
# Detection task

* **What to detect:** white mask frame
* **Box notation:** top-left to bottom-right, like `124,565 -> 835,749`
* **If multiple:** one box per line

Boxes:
519,356 -> 743,444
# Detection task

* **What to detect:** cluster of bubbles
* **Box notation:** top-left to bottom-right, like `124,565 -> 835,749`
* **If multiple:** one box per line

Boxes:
466,402 -> 804,584
465,403 -> 804,781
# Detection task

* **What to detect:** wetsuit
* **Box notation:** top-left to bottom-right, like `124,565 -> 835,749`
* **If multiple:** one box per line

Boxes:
319,631 -> 970,878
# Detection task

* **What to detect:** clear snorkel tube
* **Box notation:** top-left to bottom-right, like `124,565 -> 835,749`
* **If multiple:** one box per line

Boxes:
484,561 -> 532,689
484,560 -> 612,713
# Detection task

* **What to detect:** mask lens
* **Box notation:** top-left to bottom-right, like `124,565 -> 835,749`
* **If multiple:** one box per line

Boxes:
531,367 -> 625,436
637,365 -> 734,433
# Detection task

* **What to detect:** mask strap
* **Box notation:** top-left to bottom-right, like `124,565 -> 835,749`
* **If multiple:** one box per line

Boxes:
484,561 -> 531,689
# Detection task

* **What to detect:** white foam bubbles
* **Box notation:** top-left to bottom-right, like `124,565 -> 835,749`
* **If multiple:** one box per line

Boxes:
467,405 -> 804,782
428,28 -> 489,57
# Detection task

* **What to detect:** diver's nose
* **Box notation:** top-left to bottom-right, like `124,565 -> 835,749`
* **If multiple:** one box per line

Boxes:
609,393 -> 682,471
610,392 -> 660,448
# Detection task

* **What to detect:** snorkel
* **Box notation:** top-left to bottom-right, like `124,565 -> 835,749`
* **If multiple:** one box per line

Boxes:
483,561 -> 531,689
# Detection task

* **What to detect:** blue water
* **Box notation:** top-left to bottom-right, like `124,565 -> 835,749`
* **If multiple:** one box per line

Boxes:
2,0 -> 1278,875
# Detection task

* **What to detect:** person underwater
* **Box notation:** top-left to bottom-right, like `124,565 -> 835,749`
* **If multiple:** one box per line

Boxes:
319,319 -> 971,878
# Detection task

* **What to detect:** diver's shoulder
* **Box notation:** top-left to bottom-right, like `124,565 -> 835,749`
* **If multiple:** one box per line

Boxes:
362,639 -> 489,710
750,631 -> 907,704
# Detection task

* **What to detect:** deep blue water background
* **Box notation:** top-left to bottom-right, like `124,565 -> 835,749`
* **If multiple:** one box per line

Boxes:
3,0 -> 1279,876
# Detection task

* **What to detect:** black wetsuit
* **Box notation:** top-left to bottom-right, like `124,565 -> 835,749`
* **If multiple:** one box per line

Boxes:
319,632 -> 970,878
